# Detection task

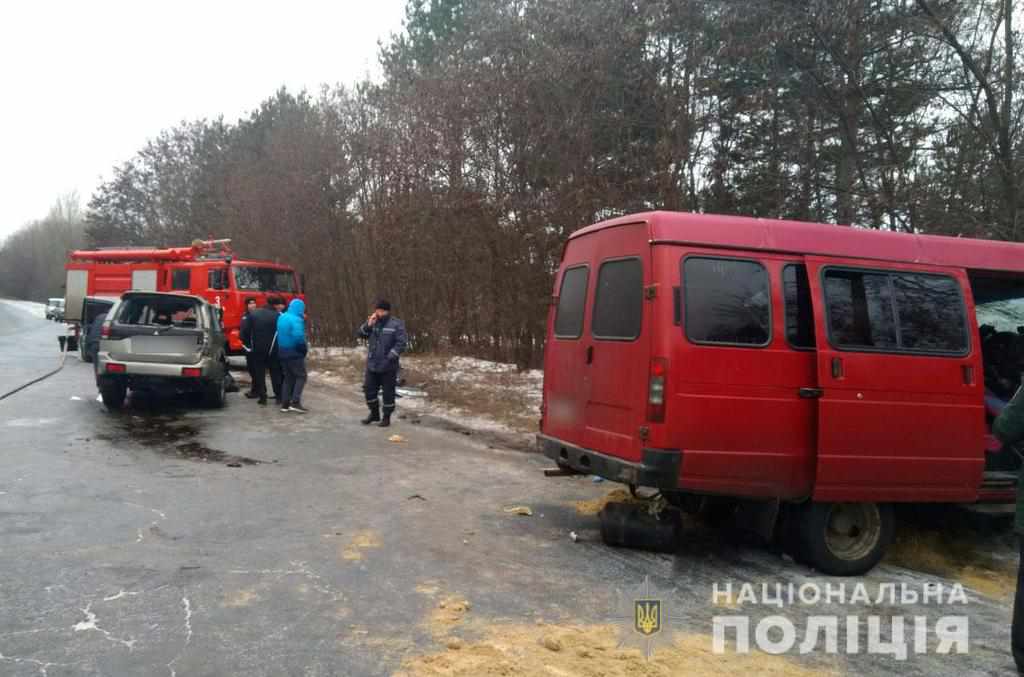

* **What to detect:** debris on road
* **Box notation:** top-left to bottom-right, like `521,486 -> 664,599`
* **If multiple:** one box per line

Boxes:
396,622 -> 833,677
502,505 -> 533,516
340,530 -> 382,561
407,494 -> 427,501
389,434 -> 406,443
573,489 -> 643,516
569,531 -> 578,542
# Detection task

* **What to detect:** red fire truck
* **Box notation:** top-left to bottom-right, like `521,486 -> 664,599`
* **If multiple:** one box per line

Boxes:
63,239 -> 303,355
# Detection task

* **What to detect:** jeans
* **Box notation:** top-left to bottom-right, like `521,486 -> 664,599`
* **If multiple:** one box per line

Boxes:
280,357 -> 307,406
363,368 -> 398,415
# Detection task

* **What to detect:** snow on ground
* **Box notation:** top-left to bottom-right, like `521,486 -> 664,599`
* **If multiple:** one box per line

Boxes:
307,347 -> 543,438
0,299 -> 47,320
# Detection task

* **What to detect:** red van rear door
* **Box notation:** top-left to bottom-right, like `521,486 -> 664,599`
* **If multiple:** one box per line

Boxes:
805,257 -> 984,502
582,223 -> 652,463
542,222 -> 652,463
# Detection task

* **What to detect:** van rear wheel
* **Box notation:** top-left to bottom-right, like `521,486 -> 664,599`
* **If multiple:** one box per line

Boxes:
795,502 -> 893,576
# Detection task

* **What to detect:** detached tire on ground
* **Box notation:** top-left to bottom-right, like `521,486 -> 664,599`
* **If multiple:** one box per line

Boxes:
202,377 -> 227,409
99,382 -> 126,410
794,501 -> 894,576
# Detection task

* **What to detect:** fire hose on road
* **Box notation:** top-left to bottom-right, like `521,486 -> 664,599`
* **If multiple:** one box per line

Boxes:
0,331 -> 71,402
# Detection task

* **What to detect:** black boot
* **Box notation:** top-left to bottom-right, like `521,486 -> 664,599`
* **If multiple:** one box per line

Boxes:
361,403 -> 380,425
378,410 -> 392,428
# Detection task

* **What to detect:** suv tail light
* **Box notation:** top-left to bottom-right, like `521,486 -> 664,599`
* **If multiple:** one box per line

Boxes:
106,363 -> 126,374
647,357 -> 668,423
100,323 -> 111,338
181,367 -> 202,378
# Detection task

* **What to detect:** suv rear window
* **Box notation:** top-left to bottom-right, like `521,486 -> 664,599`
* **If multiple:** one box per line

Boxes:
554,266 -> 588,338
116,297 -> 203,329
684,257 -> 770,346
591,258 -> 643,340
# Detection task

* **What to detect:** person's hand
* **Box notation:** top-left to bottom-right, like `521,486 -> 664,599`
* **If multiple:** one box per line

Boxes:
367,313 -> 378,327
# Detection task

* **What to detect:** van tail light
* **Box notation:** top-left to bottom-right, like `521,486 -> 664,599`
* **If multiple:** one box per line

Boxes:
106,363 -> 126,374
647,357 -> 668,423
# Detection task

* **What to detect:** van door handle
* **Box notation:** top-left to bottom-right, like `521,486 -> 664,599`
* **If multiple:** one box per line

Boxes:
799,387 -> 824,399
586,346 -> 594,365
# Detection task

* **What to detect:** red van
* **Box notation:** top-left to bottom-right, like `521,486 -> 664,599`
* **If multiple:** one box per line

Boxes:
540,211 -> 1024,575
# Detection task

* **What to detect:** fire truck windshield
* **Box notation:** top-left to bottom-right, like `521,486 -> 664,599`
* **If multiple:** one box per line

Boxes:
232,266 -> 297,293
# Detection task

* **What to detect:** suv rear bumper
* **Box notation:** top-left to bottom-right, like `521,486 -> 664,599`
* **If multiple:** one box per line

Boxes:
537,434 -> 681,489
96,358 -> 218,378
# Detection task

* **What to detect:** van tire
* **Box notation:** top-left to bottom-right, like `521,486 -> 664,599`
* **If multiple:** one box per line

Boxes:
202,377 -> 226,409
796,502 -> 893,576
100,382 -> 127,410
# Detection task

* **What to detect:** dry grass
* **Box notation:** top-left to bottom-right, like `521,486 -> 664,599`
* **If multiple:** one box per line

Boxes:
309,350 -> 540,433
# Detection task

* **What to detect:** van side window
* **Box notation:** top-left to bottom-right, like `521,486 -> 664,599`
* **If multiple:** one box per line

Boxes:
892,273 -> 968,352
591,258 -> 643,340
684,257 -> 770,346
554,266 -> 588,338
824,270 -> 898,350
171,269 -> 190,291
783,264 -> 816,348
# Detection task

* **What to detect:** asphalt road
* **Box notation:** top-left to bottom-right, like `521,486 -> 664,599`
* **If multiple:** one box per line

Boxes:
0,300 -> 1017,676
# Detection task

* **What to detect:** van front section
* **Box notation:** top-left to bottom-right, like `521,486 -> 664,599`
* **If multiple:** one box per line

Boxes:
539,222 -> 679,489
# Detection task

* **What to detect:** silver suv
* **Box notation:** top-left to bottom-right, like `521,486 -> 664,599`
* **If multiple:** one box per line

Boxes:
95,291 -> 229,409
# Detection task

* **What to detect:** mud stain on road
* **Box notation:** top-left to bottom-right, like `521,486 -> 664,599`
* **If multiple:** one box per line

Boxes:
97,412 -> 263,466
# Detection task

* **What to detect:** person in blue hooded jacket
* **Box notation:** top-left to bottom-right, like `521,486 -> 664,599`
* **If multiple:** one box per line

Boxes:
357,300 -> 408,427
277,298 -> 309,413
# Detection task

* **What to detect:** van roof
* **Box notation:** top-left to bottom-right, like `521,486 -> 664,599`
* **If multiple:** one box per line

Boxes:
571,211 -> 1024,275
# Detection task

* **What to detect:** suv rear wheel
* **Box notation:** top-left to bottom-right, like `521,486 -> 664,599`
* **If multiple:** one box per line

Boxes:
202,377 -> 226,408
794,501 -> 893,576
100,382 -> 127,410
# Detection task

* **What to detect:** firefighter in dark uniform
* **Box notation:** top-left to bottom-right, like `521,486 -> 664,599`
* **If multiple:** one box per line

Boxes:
357,300 -> 408,427
993,385 -> 1024,673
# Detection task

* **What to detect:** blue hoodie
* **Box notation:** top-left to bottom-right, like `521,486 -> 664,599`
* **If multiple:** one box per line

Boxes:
276,298 -> 307,360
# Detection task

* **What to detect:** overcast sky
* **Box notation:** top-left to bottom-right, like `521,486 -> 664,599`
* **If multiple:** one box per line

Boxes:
0,0 -> 407,239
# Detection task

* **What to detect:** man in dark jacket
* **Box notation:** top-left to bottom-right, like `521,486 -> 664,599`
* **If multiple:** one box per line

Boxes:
992,387 -> 1024,673
240,297 -> 258,398
241,297 -> 283,405
357,300 -> 407,427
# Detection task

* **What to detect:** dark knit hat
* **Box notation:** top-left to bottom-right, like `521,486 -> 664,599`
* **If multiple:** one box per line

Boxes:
375,299 -> 391,311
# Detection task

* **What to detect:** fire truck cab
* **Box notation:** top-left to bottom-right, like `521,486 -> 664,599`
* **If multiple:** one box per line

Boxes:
64,239 -> 303,355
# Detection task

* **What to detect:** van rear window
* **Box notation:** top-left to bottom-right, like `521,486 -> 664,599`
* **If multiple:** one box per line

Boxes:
592,258 -> 643,340
554,266 -> 588,338
684,258 -> 770,346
